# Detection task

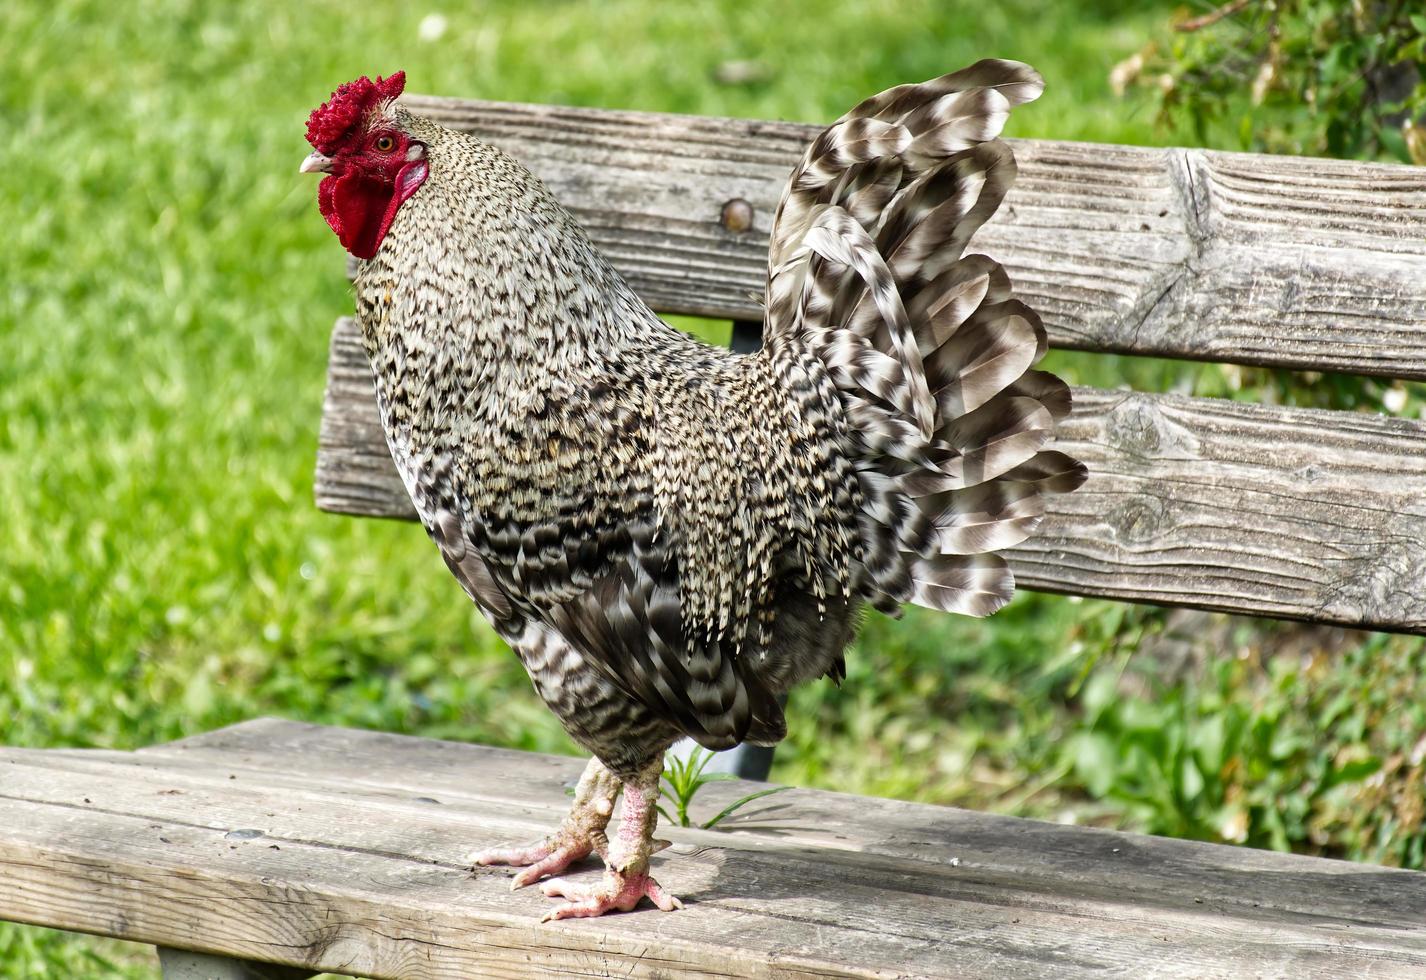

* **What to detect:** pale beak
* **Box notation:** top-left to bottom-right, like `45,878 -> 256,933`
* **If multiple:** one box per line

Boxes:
299,152 -> 334,174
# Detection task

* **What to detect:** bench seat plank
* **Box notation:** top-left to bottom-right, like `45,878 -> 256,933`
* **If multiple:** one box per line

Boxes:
396,95 -> 1426,381
316,317 -> 1426,634
2,719 -> 1424,979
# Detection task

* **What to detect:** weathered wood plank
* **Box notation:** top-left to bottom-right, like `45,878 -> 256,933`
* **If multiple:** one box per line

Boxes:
3,721 -> 1425,979
316,316 -> 1426,633
391,95 -> 1426,380
1013,387 -> 1426,629
156,948 -> 317,980
141,719 -> 1426,920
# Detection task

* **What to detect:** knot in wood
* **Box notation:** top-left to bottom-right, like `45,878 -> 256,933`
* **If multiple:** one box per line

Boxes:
1109,496 -> 1169,545
720,198 -> 754,233
1105,393 -> 1198,460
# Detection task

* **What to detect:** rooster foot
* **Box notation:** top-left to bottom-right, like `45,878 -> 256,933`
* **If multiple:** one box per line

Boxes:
470,833 -> 607,890
540,754 -> 677,920
467,757 -> 619,889
540,867 -> 683,921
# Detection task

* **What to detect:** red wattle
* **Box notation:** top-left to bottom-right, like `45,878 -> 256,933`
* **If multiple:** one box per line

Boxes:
316,160 -> 427,261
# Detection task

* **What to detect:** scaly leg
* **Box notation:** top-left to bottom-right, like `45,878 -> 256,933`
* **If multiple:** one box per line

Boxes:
468,756 -> 620,889
539,755 -> 683,920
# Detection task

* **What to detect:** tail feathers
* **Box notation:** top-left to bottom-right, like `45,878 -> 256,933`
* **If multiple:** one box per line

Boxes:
783,209 -> 937,438
1003,451 -> 1088,494
843,59 -> 1046,124
924,294 -> 1041,416
905,396 -> 1058,496
924,479 -> 1045,555
765,59 -> 1085,618
1006,370 -> 1073,421
907,257 -> 1004,350
872,142 -> 1019,298
771,58 -> 1043,268
908,553 -> 1015,618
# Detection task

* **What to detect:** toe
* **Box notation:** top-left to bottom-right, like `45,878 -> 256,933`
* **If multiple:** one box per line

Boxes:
540,897 -> 606,922
468,842 -> 551,867
510,846 -> 587,889
510,862 -> 544,890
539,877 -> 583,901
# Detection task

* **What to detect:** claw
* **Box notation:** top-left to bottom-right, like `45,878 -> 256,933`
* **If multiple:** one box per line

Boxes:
645,879 -> 685,912
466,755 -> 680,921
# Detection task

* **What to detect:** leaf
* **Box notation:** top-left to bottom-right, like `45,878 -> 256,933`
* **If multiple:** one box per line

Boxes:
1191,712 -> 1227,776
702,786 -> 793,829
1323,756 -> 1382,791
1179,755 -> 1205,802
1379,126 -> 1409,165
1067,732 -> 1117,797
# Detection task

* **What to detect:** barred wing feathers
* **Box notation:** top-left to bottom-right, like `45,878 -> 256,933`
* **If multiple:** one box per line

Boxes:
766,59 -> 1085,618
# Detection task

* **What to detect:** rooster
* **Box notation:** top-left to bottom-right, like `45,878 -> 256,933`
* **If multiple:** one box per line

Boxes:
301,63 -> 1084,920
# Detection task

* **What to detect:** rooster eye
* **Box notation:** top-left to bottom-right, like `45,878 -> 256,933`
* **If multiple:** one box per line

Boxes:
374,135 -> 396,152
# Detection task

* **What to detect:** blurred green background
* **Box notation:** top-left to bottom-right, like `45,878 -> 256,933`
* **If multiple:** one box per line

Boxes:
3,0 -> 1424,975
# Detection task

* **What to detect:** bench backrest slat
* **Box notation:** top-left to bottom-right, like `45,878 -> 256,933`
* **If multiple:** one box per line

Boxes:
402,96 -> 1426,381
318,318 -> 1426,635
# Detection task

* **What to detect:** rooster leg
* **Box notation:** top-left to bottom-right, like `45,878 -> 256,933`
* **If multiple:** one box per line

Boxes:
539,755 -> 683,920
468,756 -> 619,889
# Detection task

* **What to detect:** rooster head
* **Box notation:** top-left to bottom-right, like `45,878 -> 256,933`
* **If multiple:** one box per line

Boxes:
301,72 -> 429,260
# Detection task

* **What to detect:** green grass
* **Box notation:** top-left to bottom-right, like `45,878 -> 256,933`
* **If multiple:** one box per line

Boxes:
3,0 -> 1424,975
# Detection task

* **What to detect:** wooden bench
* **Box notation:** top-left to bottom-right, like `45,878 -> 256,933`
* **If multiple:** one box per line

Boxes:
4,94 -> 1426,978
7,718 -> 1426,977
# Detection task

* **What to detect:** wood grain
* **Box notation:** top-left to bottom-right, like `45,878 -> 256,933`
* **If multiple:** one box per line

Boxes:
389,95 -> 1426,380
3,719 -> 1424,979
316,316 -> 1426,634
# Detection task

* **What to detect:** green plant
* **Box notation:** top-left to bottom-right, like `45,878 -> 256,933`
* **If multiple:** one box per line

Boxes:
1114,0 -> 1426,162
658,748 -> 791,829
1060,620 -> 1426,866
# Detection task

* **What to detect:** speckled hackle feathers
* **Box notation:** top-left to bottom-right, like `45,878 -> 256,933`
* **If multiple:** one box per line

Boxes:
345,56 -> 1083,807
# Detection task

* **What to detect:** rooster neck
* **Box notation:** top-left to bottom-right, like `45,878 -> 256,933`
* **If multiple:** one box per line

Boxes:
354,121 -> 663,388
353,131 -> 616,413
350,118 -> 722,477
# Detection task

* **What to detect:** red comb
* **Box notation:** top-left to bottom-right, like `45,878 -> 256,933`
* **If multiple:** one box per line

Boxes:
306,72 -> 406,154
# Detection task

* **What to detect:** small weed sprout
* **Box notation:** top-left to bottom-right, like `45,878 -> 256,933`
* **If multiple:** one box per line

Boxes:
658,747 -> 791,829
